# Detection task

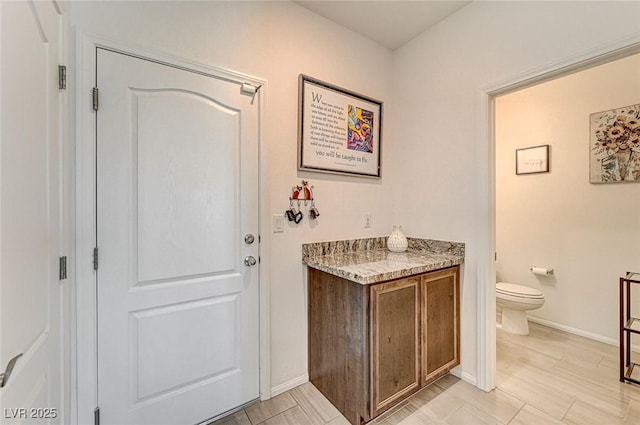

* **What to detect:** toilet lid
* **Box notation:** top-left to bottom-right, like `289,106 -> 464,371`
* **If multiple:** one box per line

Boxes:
496,282 -> 544,299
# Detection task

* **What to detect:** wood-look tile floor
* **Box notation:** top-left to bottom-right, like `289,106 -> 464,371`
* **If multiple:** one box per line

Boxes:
214,322 -> 640,425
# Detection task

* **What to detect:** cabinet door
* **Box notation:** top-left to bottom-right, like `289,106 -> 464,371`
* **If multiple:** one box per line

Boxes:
421,267 -> 460,384
370,277 -> 420,416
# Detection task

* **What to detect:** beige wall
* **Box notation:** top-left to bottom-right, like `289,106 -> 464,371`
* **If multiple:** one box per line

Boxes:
392,0 -> 640,382
71,0 -> 640,393
71,0 -> 395,393
496,53 -> 640,342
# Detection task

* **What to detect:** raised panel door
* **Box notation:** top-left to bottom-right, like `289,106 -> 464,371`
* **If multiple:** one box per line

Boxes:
96,48 -> 259,425
370,277 -> 420,416
0,1 -> 64,422
421,267 -> 460,384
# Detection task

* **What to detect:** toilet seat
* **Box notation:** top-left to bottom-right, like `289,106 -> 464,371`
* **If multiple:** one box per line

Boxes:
496,282 -> 544,300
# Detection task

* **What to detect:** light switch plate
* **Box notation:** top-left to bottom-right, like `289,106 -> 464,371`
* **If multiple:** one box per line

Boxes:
363,213 -> 372,228
273,214 -> 285,233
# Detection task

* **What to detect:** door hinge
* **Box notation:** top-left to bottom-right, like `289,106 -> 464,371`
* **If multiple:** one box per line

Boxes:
93,247 -> 99,271
58,65 -> 66,90
495,252 -> 497,261
92,87 -> 99,111
59,256 -> 67,280
94,407 -> 100,425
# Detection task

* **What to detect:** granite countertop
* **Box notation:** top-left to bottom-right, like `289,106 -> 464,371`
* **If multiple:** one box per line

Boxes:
302,237 -> 464,285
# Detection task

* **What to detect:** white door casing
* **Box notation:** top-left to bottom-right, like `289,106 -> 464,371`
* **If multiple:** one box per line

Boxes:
95,48 -> 260,425
0,0 -> 64,423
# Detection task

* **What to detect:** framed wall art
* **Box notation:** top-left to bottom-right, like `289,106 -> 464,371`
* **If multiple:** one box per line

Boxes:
298,74 -> 383,178
590,103 -> 640,183
516,144 -> 550,175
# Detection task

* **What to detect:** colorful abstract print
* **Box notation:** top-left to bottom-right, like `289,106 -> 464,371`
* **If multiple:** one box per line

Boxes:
347,105 -> 374,153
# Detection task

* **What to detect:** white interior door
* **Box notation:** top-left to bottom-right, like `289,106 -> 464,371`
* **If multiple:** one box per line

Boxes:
95,48 -> 260,425
0,0 -> 63,423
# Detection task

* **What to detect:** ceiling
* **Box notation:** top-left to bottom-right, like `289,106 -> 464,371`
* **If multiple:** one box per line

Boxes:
295,1 -> 472,50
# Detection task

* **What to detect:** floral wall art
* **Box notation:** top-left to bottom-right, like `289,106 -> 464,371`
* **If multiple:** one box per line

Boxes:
590,103 -> 640,183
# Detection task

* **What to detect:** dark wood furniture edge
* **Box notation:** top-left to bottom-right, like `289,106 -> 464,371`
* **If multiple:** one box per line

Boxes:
620,273 -> 640,385
308,268 -> 371,424
308,264 -> 462,424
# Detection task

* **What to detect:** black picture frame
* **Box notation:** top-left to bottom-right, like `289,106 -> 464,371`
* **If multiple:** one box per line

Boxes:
298,74 -> 383,178
516,144 -> 550,175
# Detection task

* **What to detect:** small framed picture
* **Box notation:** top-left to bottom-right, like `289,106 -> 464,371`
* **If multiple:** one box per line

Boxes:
516,145 -> 550,175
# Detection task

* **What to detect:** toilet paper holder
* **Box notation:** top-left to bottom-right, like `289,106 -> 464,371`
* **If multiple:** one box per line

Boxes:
530,266 -> 554,275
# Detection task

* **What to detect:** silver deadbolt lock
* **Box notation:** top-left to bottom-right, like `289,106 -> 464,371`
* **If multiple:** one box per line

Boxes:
244,234 -> 255,245
244,256 -> 257,267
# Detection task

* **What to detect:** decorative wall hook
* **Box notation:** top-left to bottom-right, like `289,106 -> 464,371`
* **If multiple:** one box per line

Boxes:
292,180 -> 314,204
286,180 -> 319,222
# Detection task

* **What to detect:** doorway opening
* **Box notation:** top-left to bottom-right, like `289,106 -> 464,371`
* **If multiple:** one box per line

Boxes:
495,51 -> 640,339
477,39 -> 640,393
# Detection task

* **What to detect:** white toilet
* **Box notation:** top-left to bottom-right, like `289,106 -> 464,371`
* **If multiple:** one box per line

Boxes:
496,282 -> 545,335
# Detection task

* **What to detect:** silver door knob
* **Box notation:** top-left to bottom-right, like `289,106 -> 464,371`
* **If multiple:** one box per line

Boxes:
244,256 -> 257,267
0,353 -> 23,388
244,234 -> 255,245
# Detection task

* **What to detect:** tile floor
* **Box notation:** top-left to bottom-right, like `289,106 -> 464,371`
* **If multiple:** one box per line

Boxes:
214,322 -> 640,425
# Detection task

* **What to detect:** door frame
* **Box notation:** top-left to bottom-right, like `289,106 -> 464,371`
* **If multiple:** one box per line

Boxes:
475,34 -> 640,392
73,32 -> 270,425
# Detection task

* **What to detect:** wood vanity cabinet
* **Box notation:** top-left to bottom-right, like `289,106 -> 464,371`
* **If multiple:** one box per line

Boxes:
308,265 -> 460,425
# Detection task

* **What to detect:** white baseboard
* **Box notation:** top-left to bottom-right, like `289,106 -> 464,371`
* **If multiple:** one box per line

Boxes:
460,371 -> 477,387
527,315 -> 640,352
449,367 -> 461,380
449,367 -> 477,387
270,374 -> 309,398
527,315 -> 616,345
